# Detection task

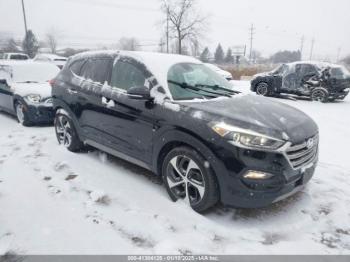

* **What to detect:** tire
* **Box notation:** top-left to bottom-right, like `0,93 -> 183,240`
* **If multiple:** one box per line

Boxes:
311,88 -> 329,103
255,82 -> 272,96
15,101 -> 31,126
162,146 -> 219,213
54,112 -> 84,152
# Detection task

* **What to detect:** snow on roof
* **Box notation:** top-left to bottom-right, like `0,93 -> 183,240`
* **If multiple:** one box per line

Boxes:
36,53 -> 67,60
71,50 -> 202,89
287,61 -> 338,68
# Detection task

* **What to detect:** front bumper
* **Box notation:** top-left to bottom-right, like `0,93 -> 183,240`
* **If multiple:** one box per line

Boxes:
25,103 -> 54,124
211,139 -> 318,208
330,89 -> 349,100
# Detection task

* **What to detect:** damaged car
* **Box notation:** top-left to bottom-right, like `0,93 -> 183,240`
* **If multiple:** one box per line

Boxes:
251,62 -> 350,102
52,51 -> 319,212
0,61 -> 60,125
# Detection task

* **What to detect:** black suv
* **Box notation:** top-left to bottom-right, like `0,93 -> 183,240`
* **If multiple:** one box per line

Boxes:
251,62 -> 350,102
52,51 -> 319,212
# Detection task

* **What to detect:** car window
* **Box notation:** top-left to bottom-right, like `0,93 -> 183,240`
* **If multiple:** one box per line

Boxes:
70,60 -> 86,76
300,64 -> 317,75
81,58 -> 111,84
110,61 -> 146,91
10,54 -> 28,60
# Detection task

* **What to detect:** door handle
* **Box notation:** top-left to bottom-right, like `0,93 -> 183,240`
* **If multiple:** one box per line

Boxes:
67,88 -> 78,94
102,96 -> 116,108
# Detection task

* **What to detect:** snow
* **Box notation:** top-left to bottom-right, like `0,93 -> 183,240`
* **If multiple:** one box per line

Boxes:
12,82 -> 52,99
0,61 -> 59,83
1,81 -> 350,255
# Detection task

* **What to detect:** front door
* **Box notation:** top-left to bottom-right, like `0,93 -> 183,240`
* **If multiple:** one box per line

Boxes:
98,57 -> 155,164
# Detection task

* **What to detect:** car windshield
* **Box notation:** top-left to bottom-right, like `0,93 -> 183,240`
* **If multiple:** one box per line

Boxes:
167,63 -> 235,100
0,63 -> 59,83
273,64 -> 287,75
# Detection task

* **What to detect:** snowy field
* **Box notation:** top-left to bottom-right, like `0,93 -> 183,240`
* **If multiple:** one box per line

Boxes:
1,81 -> 350,255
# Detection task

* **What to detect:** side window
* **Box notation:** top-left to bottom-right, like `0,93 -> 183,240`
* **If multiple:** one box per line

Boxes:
81,59 -> 111,84
70,60 -> 85,76
110,61 -> 146,91
301,64 -> 317,75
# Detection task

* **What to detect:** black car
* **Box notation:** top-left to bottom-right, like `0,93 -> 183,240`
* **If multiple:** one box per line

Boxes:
0,61 -> 59,125
52,51 -> 319,212
251,62 -> 350,102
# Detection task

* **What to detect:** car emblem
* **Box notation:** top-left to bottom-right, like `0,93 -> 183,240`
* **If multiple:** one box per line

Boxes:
306,138 -> 314,149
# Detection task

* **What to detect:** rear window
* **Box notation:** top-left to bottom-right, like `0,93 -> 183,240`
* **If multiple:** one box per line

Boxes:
70,60 -> 86,76
10,54 -> 29,60
81,59 -> 111,84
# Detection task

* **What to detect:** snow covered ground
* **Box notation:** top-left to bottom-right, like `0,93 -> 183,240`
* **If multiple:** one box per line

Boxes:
1,81 -> 350,255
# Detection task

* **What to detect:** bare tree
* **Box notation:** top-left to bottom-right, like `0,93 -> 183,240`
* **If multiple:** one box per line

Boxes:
117,37 -> 140,51
160,0 -> 208,55
46,28 -> 60,54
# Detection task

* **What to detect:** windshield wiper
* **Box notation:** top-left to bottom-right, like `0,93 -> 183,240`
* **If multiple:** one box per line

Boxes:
195,83 -> 240,95
168,80 -> 218,99
168,80 -> 232,98
19,81 -> 39,83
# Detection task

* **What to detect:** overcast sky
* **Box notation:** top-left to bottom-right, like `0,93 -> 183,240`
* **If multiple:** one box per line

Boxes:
1,0 -> 349,61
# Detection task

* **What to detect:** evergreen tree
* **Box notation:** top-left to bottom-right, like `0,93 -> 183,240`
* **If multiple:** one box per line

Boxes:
225,48 -> 234,64
22,30 -> 39,58
214,44 -> 224,64
200,47 -> 210,62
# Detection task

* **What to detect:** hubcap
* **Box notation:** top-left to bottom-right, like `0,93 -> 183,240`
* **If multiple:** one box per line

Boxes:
256,83 -> 268,96
55,115 -> 72,148
166,155 -> 205,206
16,104 -> 25,124
312,90 -> 325,101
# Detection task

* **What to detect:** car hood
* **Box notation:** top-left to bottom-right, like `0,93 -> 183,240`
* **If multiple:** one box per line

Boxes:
181,94 -> 318,144
12,82 -> 52,99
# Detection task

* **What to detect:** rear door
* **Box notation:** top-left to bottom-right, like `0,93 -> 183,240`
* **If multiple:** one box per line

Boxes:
75,57 -> 113,142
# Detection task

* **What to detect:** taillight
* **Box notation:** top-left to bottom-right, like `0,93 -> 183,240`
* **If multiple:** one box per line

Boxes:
49,79 -> 55,87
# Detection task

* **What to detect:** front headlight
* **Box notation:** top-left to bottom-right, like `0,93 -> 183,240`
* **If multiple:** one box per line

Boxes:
25,94 -> 41,103
211,122 -> 285,150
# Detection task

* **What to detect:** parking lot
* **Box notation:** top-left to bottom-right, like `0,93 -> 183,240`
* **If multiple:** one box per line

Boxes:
1,82 -> 350,255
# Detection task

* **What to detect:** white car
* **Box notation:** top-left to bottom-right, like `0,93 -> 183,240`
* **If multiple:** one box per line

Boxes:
33,53 -> 68,69
0,61 -> 60,125
2,53 -> 30,61
204,63 -> 233,81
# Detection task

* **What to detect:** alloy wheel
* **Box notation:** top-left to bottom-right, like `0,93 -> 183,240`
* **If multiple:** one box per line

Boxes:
166,155 -> 205,206
256,83 -> 269,96
55,115 -> 73,148
311,90 -> 326,102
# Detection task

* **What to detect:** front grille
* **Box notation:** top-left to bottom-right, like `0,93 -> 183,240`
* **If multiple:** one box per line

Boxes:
286,134 -> 319,169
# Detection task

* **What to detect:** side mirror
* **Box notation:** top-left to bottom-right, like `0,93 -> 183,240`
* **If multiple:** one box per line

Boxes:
127,86 -> 152,100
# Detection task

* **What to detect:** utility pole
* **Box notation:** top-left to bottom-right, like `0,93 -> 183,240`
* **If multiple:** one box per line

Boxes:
249,24 -> 255,63
309,38 -> 315,61
21,0 -> 28,35
336,47 -> 341,62
300,35 -> 305,60
166,8 -> 169,53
